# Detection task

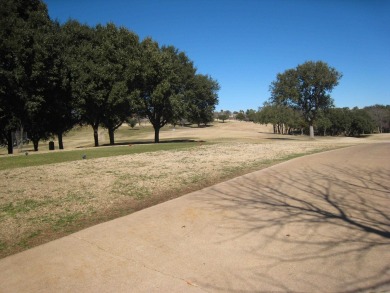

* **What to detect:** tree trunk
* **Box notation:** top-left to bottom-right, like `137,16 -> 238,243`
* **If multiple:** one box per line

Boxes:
7,130 -> 13,154
93,125 -> 99,147
18,126 -> 23,152
309,124 -> 315,139
108,128 -> 115,145
154,126 -> 160,143
57,132 -> 64,149
32,139 -> 39,151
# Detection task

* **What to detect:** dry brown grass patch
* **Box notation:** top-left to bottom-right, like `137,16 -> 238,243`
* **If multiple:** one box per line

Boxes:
4,122 -> 388,257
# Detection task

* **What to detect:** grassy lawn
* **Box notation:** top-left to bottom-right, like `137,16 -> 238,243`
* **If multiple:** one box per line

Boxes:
1,123 -> 206,170
0,141 -> 200,170
1,121 -> 363,258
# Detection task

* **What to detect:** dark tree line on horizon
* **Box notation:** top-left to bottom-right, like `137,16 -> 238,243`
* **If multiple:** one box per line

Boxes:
219,104 -> 390,137
255,104 -> 390,136
0,0 -> 219,154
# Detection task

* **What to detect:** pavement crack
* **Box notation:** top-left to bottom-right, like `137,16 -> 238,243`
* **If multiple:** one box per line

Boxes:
70,235 -> 210,292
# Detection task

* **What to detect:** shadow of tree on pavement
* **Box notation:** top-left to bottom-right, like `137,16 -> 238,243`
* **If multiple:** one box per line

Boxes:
194,162 -> 390,292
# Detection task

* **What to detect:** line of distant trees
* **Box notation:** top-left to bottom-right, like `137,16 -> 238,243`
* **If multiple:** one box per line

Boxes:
218,104 -> 390,137
254,104 -> 390,136
227,59 -> 389,137
0,0 -> 219,154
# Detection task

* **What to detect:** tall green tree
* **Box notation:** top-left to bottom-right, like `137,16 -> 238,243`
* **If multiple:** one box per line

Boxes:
96,24 -> 140,145
315,110 -> 333,136
135,39 -> 196,143
350,107 -> 375,136
256,103 -> 303,134
270,61 -> 342,138
218,110 -> 229,123
186,74 -> 219,127
63,21 -> 104,146
328,107 -> 352,136
235,111 -> 246,121
0,0 -> 43,152
44,21 -> 79,149
322,107 -> 375,137
364,105 -> 390,133
22,4 -> 56,151
256,103 -> 280,133
245,109 -> 257,122
63,21 -> 139,146
0,0 -> 55,152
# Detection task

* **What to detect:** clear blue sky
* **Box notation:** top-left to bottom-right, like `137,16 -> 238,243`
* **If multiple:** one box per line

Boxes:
45,0 -> 389,111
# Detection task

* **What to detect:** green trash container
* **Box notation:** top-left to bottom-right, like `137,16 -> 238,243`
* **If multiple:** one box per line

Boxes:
49,141 -> 55,151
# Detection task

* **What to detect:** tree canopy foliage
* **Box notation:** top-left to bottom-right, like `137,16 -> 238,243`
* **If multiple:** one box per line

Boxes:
185,74 -> 220,127
0,0 -> 219,153
0,0 -> 55,152
270,61 -> 342,138
134,39 -> 197,143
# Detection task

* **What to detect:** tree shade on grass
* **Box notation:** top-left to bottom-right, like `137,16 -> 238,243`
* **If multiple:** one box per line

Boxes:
0,142 -> 200,171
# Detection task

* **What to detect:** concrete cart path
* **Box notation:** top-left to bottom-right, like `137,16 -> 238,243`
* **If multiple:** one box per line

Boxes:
1,143 -> 389,292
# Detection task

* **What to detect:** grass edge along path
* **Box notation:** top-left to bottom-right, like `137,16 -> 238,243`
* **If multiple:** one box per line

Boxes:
0,144 -> 350,259
0,141 -> 202,171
